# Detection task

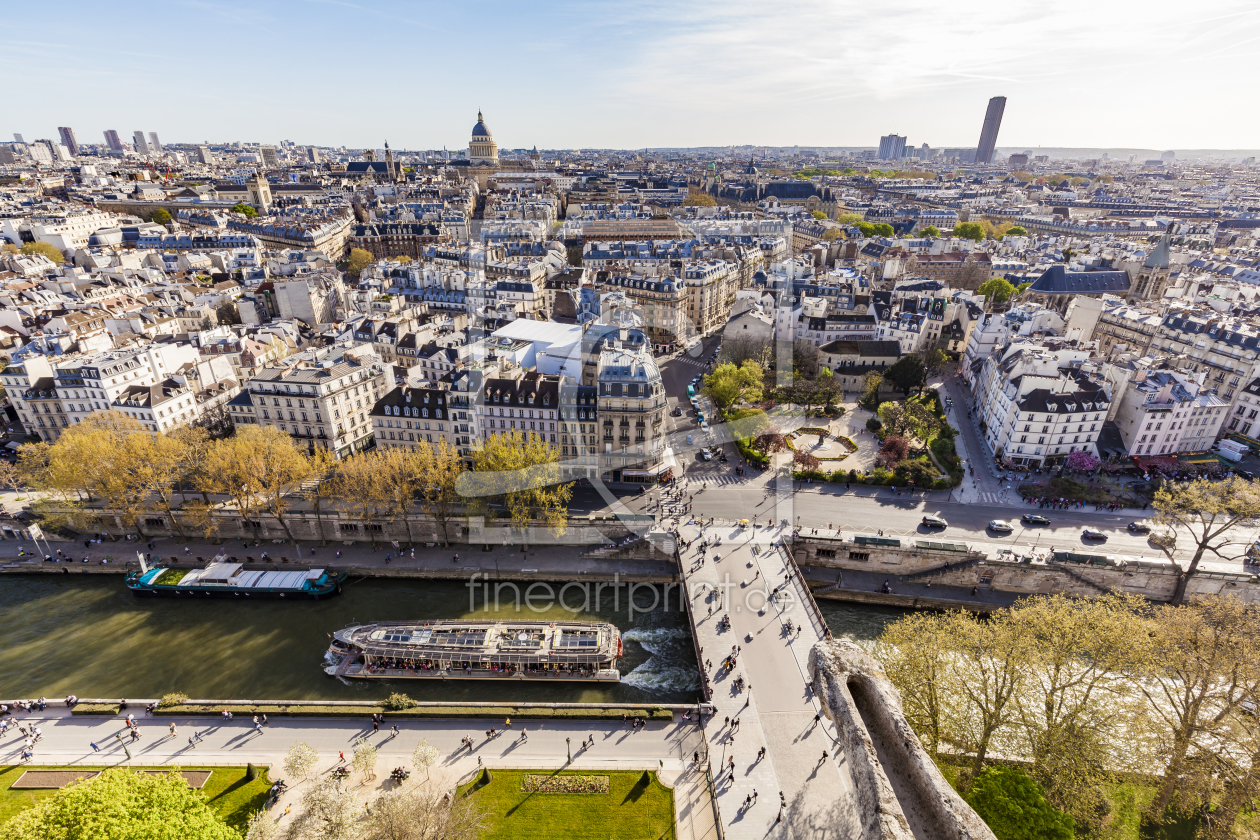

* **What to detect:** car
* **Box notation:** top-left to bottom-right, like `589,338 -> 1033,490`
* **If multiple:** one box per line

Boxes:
700,421 -> 711,433
1082,528 -> 1108,541
922,515 -> 948,529
701,448 -> 713,461
1022,513 -> 1051,526
695,413 -> 706,423
686,434 -> 693,446
988,519 -> 1014,532
671,406 -> 683,417
686,385 -> 696,396
1127,521 -> 1151,534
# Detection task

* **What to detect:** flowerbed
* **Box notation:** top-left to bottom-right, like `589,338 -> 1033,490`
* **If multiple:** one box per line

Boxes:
522,774 -> 609,794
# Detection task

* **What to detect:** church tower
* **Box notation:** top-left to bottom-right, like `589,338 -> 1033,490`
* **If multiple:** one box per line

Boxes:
469,111 -> 499,166
1128,234 -> 1172,303
247,172 -> 271,212
384,140 -> 396,181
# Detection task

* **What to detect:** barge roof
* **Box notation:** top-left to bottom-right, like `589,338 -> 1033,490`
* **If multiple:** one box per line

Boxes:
333,619 -> 619,665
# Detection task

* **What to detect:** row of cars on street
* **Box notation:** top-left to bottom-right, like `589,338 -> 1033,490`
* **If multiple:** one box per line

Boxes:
920,512 -> 1153,543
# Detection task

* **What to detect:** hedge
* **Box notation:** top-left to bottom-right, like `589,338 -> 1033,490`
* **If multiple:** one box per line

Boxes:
69,703 -> 122,715
115,704 -> 675,721
735,437 -> 769,468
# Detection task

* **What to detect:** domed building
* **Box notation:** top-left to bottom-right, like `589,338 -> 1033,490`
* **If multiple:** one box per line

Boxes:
469,110 -> 498,166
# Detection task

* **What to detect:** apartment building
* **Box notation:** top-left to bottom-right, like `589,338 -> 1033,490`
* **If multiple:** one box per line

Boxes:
369,384 -> 455,451
684,260 -> 739,337
1112,368 -> 1228,457
596,339 -> 666,483
228,352 -> 387,458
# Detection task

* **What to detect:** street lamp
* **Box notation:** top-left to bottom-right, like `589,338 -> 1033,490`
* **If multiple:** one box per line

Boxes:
566,737 -> 571,762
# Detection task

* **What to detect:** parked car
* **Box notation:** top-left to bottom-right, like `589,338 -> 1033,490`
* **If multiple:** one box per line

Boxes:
988,520 -> 1014,533
701,448 -> 713,461
1082,528 -> 1108,541
1126,521 -> 1151,534
700,421 -> 711,433
922,515 -> 948,529
1021,513 -> 1051,526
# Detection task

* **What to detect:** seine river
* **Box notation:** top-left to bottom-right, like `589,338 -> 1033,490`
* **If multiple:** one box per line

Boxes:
0,576 -> 904,703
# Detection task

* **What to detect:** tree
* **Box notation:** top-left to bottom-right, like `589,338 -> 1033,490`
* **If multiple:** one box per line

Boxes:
704,360 -> 764,408
884,355 -> 926,395
874,613 -> 958,759
5,767 -> 238,840
977,278 -> 1016,308
1005,593 -> 1153,830
860,371 -> 883,409
921,225 -> 940,238
753,423 -> 788,455
230,202 -> 258,218
821,228 -> 842,242
467,431 -> 573,539
919,346 -> 949,377
284,742 -> 320,781
203,426 -> 318,542
412,438 -> 464,546
287,777 -> 361,840
815,367 -> 837,410
351,736 -> 378,781
903,400 -> 941,441
1014,281 -> 1033,296
373,448 -> 422,546
682,190 -> 716,207
947,609 -> 1029,777
871,222 -> 894,237
877,435 -> 909,468
1006,225 -> 1027,237
245,810 -> 281,840
216,301 -> 242,325
811,210 -> 827,220
1149,476 -> 1260,604
329,451 -> 390,542
1142,598 -> 1260,820
792,340 -> 821,379
346,247 -> 374,276
360,787 -> 487,840
301,448 -> 338,543
877,401 -> 909,437
20,241 -> 65,262
793,450 -> 820,472
1063,450 -> 1098,473
565,245 -> 583,266
151,208 -> 172,225
836,213 -> 864,226
952,222 -> 984,242
412,739 -> 440,780
964,766 -> 1075,840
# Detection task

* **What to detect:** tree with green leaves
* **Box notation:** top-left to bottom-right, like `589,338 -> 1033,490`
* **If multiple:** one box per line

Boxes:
964,766 -> 1075,840
151,208 -> 172,225
703,360 -> 764,408
5,768 -> 238,840
682,190 -> 716,207
811,210 -> 827,220
230,202 -> 258,218
920,346 -> 949,377
1006,225 -> 1027,236
921,225 -> 940,237
860,371 -> 883,409
952,222 -> 984,242
836,213 -> 864,226
884,354 -> 926,395
977,278 -> 1016,309
19,241 -> 65,262
1149,476 -> 1260,604
216,300 -> 242,325
871,222 -> 894,237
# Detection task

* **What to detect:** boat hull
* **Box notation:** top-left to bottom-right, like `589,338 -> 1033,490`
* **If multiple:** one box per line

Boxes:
324,659 -> 620,682
128,583 -> 343,600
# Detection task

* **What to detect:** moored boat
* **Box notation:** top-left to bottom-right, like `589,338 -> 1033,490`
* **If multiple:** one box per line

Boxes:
324,619 -> 622,681
127,560 -> 346,600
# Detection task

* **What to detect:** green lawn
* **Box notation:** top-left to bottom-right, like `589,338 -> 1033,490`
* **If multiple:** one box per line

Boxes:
0,764 -> 271,834
459,768 -> 675,840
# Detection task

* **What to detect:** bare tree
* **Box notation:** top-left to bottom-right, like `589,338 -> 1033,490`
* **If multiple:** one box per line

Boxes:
360,786 -> 488,840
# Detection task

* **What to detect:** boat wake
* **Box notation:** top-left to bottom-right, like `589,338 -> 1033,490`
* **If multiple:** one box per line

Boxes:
619,627 -> 700,693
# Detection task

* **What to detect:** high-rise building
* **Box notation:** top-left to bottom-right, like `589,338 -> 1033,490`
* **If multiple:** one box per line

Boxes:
307,146 -> 322,163
12,134 -> 24,144
133,131 -> 150,154
56,127 -> 79,156
196,145 -> 213,164
103,130 -> 124,152
149,132 -> 163,153
877,134 -> 907,160
260,145 -> 279,167
975,96 -> 1006,165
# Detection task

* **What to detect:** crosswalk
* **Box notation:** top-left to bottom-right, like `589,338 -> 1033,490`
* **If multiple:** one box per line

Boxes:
968,491 -> 1006,505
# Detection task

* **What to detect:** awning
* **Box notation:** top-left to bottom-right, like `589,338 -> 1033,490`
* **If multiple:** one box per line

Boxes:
620,470 -> 656,479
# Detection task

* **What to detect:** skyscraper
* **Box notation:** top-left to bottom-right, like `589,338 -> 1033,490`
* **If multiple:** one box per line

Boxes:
260,145 -> 279,167
149,132 -> 163,153
133,131 -> 150,154
57,127 -> 79,156
975,96 -> 1006,165
103,130 -> 123,152
877,134 -> 907,160
12,134 -> 24,144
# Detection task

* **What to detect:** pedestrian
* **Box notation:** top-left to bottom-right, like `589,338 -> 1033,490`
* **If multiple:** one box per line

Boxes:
819,750 -> 829,766
505,717 -> 512,729
339,751 -> 345,761
392,724 -> 398,735
261,714 -> 267,725
195,731 -> 203,742
477,756 -> 482,767
753,789 -> 758,803
188,736 -> 195,749
453,553 -> 459,565
169,723 -> 177,736
90,741 -> 100,752
373,718 -> 379,732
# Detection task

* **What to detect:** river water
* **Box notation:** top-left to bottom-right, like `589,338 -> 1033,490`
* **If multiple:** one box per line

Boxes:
0,577 -> 905,703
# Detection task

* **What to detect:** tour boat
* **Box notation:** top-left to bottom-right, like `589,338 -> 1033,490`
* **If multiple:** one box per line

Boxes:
324,619 -> 622,681
126,559 -> 347,600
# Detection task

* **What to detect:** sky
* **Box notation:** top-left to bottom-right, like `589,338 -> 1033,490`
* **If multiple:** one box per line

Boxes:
3,0 -> 1258,152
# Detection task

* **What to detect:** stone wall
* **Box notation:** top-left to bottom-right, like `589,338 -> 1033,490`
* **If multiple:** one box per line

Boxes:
792,535 -> 1260,604
810,639 -> 996,840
